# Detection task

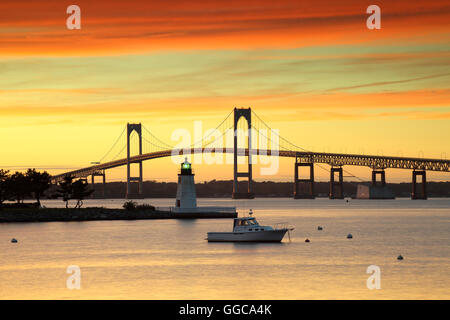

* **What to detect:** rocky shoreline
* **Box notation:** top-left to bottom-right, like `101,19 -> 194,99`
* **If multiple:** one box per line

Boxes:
0,207 -> 237,223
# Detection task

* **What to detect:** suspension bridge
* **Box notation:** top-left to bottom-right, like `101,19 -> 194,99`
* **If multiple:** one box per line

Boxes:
50,108 -> 450,200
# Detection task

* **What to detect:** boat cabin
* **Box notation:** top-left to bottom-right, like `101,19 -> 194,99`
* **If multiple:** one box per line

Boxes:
232,217 -> 273,232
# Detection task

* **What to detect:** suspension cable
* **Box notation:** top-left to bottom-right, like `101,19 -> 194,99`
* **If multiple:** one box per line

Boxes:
142,124 -> 174,149
98,126 -> 126,163
251,109 -> 366,181
189,109 -> 234,148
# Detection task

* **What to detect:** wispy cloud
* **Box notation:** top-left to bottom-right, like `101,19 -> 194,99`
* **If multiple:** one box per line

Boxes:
1,0 -> 450,55
327,73 -> 450,92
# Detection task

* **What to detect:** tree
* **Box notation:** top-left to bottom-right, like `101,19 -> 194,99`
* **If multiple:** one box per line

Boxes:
56,176 -> 93,208
72,179 -> 93,208
56,176 -> 74,208
26,169 -> 51,207
123,200 -> 137,210
7,171 -> 31,203
0,169 -> 10,205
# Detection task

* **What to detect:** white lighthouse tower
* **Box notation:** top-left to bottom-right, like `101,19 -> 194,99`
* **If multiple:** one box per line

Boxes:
175,158 -> 197,210
166,157 -> 236,216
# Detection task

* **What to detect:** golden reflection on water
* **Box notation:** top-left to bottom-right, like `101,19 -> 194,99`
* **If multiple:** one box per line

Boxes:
0,198 -> 449,299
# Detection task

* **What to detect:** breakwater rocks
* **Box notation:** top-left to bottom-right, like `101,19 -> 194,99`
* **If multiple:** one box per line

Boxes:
0,207 -> 237,223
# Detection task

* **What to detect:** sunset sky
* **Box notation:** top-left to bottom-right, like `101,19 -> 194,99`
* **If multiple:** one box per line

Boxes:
0,0 -> 449,183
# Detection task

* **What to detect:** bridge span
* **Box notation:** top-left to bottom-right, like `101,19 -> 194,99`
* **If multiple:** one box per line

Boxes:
51,148 -> 450,184
51,147 -> 450,200
50,108 -> 449,200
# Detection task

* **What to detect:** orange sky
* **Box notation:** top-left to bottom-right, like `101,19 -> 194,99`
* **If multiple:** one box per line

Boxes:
1,0 -> 450,54
0,0 -> 449,183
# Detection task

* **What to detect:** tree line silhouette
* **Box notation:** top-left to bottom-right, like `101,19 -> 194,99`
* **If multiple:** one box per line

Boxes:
91,180 -> 450,198
0,169 -> 92,208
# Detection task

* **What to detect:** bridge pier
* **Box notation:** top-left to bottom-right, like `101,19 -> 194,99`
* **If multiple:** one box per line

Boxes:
329,167 -> 344,199
294,159 -> 315,199
372,169 -> 386,186
91,170 -> 106,198
411,170 -> 427,200
372,169 -> 395,199
356,169 -> 395,199
232,107 -> 254,199
126,123 -> 144,199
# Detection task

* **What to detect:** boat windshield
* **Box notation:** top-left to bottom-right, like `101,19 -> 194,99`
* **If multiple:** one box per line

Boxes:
235,218 -> 259,226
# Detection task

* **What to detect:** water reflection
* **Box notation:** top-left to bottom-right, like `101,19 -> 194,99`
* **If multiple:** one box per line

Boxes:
0,198 -> 449,299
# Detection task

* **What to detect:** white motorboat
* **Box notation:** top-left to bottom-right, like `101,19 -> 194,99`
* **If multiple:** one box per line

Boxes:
206,210 -> 294,242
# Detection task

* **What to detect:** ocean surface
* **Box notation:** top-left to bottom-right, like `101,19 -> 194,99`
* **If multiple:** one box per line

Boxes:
0,198 -> 449,299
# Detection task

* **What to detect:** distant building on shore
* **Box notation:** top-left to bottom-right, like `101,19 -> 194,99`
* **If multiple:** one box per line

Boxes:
356,184 -> 395,199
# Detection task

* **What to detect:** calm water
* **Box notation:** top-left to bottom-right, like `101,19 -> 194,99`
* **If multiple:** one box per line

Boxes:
0,198 -> 449,299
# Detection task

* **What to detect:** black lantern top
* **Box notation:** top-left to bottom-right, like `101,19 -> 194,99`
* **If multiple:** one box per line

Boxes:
180,157 -> 192,175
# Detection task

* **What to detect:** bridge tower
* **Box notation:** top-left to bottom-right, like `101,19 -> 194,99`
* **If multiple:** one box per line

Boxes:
372,169 -> 386,186
126,123 -> 144,199
232,107 -> 254,199
294,154 -> 315,199
411,170 -> 427,200
91,170 -> 106,198
367,168 -> 395,199
329,166 -> 344,199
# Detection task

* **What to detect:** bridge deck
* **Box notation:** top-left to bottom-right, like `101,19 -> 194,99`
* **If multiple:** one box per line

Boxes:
50,148 -> 450,183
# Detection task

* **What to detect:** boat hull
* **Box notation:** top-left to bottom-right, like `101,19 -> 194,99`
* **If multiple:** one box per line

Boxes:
207,229 -> 288,242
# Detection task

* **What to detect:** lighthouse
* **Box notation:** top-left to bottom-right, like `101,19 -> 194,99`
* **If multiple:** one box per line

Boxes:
175,158 -> 197,210
168,157 -> 236,216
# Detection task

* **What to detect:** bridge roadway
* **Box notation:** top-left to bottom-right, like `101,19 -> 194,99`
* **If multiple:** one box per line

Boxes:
50,148 -> 450,183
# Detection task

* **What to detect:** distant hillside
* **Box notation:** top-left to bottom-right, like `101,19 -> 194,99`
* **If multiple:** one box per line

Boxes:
83,180 -> 450,198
